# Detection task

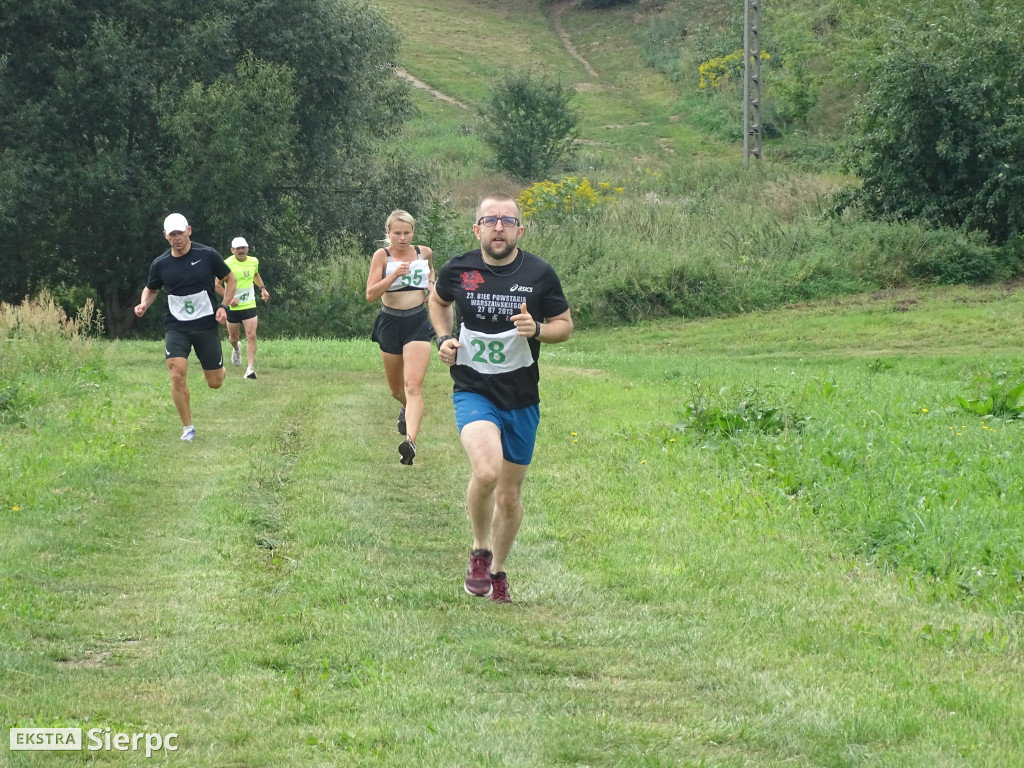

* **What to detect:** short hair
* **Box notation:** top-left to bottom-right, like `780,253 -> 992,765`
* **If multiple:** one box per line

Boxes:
476,194 -> 521,221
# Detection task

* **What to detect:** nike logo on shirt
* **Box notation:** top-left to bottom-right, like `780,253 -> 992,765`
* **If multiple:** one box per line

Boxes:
191,260 -> 201,265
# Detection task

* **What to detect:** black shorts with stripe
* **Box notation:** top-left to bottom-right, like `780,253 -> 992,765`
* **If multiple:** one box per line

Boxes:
371,305 -> 434,355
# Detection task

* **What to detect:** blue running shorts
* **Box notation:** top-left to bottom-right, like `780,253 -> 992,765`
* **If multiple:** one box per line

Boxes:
453,391 -> 540,466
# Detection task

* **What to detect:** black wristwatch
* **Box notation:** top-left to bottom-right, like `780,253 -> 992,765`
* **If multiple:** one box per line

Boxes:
220,304 -> 231,312
436,335 -> 453,350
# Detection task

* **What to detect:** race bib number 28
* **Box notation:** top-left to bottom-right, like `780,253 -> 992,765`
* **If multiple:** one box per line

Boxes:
456,325 -> 533,374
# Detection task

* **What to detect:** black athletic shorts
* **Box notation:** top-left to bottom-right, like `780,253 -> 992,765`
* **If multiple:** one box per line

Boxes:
226,306 -> 258,323
371,305 -> 434,355
164,327 -> 224,370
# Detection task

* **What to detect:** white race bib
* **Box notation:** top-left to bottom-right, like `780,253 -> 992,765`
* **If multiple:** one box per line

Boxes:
386,258 -> 430,290
168,290 -> 214,321
455,324 -> 533,374
234,287 -> 254,305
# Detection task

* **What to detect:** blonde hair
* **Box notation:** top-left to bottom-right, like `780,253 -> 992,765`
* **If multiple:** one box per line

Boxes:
378,209 -> 416,248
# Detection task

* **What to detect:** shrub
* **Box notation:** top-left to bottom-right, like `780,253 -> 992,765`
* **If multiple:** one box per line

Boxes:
262,233 -> 377,339
414,193 -> 466,263
478,70 -> 581,181
956,369 -> 1024,420
518,177 -> 624,226
843,7 -> 1024,244
905,232 -> 1020,285
698,49 -> 769,91
677,380 -> 806,439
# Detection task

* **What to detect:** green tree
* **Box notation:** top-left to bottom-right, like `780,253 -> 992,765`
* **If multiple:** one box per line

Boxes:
0,0 -> 416,335
843,4 -> 1024,244
478,70 -> 581,182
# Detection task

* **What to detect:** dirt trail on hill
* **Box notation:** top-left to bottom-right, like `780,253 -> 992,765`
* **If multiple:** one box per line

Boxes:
396,1 -> 596,109
395,68 -> 470,111
551,0 -> 598,78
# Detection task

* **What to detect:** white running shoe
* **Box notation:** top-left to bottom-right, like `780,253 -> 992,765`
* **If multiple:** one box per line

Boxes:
231,347 -> 241,367
181,426 -> 195,441
244,367 -> 256,380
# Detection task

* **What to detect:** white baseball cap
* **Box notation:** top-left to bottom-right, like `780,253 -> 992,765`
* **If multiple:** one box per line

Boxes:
231,237 -> 249,249
163,213 -> 189,233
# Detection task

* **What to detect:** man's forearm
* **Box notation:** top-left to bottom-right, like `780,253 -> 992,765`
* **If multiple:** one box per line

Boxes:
428,294 -> 454,337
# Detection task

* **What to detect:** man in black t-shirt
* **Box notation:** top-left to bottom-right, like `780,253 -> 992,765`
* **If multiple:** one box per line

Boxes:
429,193 -> 574,603
134,213 -> 236,441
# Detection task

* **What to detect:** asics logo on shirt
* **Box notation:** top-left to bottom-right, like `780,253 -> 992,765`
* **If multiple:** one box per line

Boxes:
510,284 -> 533,293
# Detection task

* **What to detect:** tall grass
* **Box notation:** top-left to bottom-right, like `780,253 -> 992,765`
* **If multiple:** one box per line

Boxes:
249,158 -> 1019,341
0,291 -> 104,381
521,169 -> 1017,327
674,363 -> 1024,604
0,292 -> 106,428
0,292 -> 151,522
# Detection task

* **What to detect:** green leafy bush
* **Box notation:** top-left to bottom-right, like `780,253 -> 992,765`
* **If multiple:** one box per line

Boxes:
677,381 -> 806,439
414,194 -> 466,263
905,231 -> 1020,285
957,369 -> 1024,419
478,70 -> 581,181
843,7 -> 1024,244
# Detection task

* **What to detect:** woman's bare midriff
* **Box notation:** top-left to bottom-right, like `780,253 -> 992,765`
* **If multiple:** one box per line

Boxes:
382,291 -> 427,311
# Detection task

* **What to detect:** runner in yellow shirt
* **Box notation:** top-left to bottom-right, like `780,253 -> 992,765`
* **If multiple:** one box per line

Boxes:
216,236 -> 269,379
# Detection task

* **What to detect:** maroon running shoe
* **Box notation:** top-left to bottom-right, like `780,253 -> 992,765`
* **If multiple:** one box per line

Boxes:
464,549 -> 493,597
488,571 -> 511,603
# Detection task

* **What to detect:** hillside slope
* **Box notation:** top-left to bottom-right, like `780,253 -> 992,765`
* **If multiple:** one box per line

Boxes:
374,0 -> 733,174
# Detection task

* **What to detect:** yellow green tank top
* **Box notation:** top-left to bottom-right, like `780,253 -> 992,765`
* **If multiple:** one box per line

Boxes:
224,255 -> 259,310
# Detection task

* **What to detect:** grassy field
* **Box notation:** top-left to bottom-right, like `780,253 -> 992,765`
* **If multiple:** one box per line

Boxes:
2,286 -> 1024,766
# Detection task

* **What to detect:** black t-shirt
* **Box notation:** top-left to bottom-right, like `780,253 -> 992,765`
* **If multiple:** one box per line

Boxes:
435,248 -> 569,409
146,242 -> 230,331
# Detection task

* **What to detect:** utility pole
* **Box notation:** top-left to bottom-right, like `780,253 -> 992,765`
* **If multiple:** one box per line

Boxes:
743,0 -> 762,167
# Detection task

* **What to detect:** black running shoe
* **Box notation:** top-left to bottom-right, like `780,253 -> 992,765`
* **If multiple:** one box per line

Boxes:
397,407 -> 407,435
399,439 -> 416,465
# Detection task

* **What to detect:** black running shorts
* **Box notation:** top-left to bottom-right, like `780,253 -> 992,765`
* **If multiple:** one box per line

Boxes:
164,327 -> 224,370
371,305 -> 434,355
225,307 -> 258,323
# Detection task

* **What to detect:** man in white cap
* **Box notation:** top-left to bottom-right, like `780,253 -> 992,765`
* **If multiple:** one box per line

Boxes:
215,236 -> 270,379
134,213 -> 237,441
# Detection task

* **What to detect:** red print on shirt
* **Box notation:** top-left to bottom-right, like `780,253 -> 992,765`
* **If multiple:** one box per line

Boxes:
461,270 -> 485,292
